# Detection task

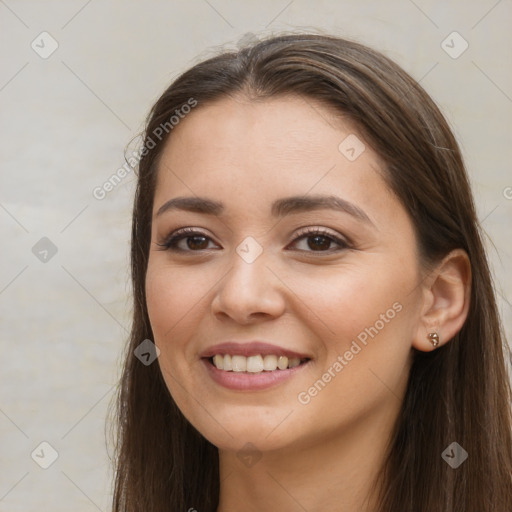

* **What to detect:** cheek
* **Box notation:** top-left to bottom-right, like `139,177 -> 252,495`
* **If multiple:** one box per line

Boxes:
145,261 -> 208,339
145,263 -> 205,397
328,269 -> 415,366
299,261 -> 417,401
145,263 -> 207,415
299,260 -> 412,343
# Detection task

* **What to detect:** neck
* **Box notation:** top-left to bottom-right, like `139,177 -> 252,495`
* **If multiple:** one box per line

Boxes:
216,399 -> 400,512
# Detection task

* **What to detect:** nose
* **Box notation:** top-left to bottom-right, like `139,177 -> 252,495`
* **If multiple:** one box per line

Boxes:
210,246 -> 287,325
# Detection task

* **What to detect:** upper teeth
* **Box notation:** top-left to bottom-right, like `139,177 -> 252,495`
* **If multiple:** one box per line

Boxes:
212,354 -> 302,372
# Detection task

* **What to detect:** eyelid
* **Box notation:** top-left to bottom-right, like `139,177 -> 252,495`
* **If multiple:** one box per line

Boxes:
288,226 -> 351,252
156,227 -> 217,251
291,226 -> 350,245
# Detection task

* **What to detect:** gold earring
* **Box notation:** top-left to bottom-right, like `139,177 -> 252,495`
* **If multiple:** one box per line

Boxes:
428,332 -> 440,348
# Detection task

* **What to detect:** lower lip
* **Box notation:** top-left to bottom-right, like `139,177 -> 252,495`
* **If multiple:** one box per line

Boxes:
202,358 -> 310,391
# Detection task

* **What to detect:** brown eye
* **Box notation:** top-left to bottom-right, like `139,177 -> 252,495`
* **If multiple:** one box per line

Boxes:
156,228 -> 218,252
306,235 -> 333,251
186,235 -> 209,250
290,228 -> 349,253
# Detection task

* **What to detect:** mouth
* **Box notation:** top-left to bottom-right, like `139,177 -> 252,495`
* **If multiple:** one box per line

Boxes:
201,353 -> 311,391
206,354 -> 310,373
200,341 -> 312,390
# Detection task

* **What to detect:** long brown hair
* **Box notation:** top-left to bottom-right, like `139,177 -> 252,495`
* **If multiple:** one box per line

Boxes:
110,33 -> 512,511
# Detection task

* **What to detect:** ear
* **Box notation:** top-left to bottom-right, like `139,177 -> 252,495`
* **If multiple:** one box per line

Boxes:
412,249 -> 471,352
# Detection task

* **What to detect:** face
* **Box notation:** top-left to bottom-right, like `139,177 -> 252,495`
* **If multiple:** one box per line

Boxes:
145,94 -> 424,454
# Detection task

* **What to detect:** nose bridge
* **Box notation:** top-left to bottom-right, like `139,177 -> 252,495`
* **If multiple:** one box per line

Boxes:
212,236 -> 285,321
226,236 -> 270,294
230,239 -> 268,284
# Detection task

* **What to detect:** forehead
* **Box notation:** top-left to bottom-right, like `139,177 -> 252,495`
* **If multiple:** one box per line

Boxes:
154,94 -> 385,201
160,94 -> 351,158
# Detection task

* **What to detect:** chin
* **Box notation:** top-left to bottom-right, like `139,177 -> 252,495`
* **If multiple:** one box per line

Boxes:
184,406 -> 297,453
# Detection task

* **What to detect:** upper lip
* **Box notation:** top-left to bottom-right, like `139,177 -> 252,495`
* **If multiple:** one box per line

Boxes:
200,341 -> 311,360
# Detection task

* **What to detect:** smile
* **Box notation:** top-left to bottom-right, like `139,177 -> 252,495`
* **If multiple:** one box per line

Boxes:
202,355 -> 311,391
211,354 -> 307,373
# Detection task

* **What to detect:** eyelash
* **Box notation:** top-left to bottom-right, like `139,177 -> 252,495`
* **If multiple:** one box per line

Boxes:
156,226 -> 351,254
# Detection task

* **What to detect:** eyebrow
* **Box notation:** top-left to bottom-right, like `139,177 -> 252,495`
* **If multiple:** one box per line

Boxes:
155,194 -> 375,226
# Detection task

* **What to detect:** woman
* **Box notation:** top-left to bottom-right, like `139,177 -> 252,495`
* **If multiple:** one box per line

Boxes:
111,33 -> 512,511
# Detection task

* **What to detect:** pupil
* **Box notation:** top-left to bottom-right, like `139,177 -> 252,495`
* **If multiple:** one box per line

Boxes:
308,235 -> 330,251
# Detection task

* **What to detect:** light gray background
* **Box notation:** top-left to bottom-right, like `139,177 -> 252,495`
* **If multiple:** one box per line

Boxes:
1,1 -> 511,510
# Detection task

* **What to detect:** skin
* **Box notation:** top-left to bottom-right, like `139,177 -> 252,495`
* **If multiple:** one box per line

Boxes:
145,94 -> 470,512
